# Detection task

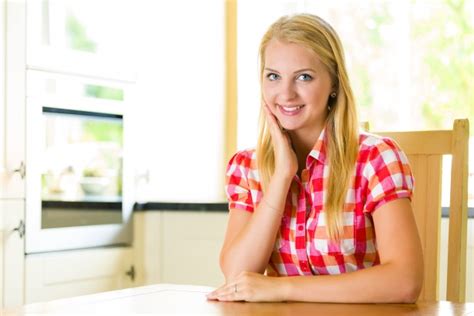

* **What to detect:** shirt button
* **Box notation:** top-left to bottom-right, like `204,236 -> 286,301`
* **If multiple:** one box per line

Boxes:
298,224 -> 304,231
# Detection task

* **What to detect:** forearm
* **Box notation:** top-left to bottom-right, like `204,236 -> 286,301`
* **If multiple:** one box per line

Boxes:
220,173 -> 292,281
281,261 -> 422,303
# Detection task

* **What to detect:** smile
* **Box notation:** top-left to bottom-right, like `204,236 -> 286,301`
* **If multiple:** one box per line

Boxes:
277,104 -> 305,115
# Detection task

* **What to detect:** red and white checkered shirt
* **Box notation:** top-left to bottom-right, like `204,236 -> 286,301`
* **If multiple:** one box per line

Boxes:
225,128 -> 414,276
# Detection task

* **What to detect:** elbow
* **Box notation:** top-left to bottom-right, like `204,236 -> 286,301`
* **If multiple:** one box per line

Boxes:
399,280 -> 422,303
396,272 -> 423,303
386,256 -> 423,303
219,250 -> 264,283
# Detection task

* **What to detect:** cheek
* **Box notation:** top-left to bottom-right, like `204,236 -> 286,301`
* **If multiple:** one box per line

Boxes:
261,84 -> 274,103
303,86 -> 329,104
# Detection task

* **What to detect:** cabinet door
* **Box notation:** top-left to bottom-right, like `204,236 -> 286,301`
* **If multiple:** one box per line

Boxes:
0,0 -> 5,189
133,211 -> 162,286
161,211 -> 227,287
1,200 -> 26,308
25,246 -> 134,304
0,209 -> 3,308
0,0 -> 26,199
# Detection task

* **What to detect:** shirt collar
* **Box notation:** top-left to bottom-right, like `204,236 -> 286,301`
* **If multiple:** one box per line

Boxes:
307,126 -> 327,166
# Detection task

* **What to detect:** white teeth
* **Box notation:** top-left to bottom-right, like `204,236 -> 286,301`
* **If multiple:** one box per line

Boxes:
280,105 -> 304,112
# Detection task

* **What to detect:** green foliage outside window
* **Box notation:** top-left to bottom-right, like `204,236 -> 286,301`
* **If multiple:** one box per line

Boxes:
413,0 -> 473,134
85,84 -> 124,101
83,120 -> 123,144
66,14 -> 97,53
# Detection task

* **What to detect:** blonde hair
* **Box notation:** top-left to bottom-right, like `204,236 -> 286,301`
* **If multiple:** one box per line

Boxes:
256,14 -> 359,241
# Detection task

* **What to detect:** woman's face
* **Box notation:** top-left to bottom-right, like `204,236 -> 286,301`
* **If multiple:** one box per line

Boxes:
262,39 -> 333,133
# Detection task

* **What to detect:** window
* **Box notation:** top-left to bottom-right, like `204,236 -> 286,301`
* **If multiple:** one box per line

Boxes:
237,0 -> 474,207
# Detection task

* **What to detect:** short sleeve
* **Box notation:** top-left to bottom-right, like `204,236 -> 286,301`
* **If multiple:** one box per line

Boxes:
225,150 -> 256,212
363,137 -> 414,213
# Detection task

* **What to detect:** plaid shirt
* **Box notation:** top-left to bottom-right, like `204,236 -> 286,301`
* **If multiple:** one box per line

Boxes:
225,128 -> 414,276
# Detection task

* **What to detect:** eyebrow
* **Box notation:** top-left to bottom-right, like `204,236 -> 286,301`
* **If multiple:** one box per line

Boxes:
264,67 -> 316,73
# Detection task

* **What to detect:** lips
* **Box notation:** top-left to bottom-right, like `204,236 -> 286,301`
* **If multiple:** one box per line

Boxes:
277,104 -> 305,116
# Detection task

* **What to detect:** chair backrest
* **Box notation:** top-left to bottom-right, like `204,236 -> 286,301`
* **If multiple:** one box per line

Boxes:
372,119 -> 469,302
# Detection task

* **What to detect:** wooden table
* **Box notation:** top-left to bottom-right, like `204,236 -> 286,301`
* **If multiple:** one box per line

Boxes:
5,284 -> 474,315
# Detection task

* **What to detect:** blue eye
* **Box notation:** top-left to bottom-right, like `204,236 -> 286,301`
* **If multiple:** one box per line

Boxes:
298,73 -> 313,81
266,73 -> 280,81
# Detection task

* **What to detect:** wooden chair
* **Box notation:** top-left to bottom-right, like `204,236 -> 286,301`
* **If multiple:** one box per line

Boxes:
371,119 -> 469,302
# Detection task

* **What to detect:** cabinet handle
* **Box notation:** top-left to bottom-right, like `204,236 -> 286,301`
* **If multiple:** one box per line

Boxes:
13,161 -> 26,179
13,220 -> 25,238
125,265 -> 135,282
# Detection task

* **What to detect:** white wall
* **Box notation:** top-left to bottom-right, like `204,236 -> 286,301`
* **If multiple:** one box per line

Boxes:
129,0 -> 226,203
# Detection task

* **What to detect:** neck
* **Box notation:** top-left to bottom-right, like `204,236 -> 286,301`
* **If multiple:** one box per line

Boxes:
288,124 -> 325,172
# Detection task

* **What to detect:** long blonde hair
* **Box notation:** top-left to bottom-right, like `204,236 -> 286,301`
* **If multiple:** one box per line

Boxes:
256,14 -> 359,241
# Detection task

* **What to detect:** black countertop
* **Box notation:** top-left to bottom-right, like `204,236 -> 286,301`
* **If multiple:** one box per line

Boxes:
42,200 -> 474,218
134,202 -> 229,212
134,203 -> 474,218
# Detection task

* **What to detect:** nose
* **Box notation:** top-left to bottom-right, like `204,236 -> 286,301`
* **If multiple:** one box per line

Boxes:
278,79 -> 297,102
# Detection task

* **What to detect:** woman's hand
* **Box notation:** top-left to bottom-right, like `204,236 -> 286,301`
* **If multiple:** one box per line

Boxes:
263,103 -> 298,179
206,271 -> 287,302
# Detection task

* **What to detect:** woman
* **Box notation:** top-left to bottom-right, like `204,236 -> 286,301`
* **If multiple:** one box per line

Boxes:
207,13 -> 423,303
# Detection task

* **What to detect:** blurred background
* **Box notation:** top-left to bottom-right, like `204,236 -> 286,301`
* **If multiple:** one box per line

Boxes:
1,0 -> 473,307
20,0 -> 474,203
127,0 -> 474,204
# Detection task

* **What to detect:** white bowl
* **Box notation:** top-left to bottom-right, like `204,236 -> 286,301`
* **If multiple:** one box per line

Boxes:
80,177 -> 110,195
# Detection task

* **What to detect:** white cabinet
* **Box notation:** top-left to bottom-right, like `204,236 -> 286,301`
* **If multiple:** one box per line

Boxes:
0,0 -> 5,182
160,211 -> 227,287
133,211 -> 161,286
0,0 -> 27,309
134,211 -> 228,288
0,200 -> 25,308
0,0 -> 26,200
25,247 -> 135,304
1,0 -> 138,307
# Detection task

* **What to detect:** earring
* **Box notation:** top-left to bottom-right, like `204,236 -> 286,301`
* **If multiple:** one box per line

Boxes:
330,92 -> 337,98
327,105 -> 331,111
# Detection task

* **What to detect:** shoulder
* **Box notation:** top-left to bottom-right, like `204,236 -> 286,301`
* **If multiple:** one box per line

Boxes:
227,148 -> 256,168
226,149 -> 261,192
357,131 -> 411,179
358,131 -> 407,161
357,131 -> 414,212
226,148 -> 258,177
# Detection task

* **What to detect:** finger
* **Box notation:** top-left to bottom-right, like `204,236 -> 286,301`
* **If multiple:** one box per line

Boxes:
216,284 -> 243,302
205,283 -> 228,300
206,291 -> 218,300
262,103 -> 278,126
262,104 -> 284,137
207,282 -> 237,298
216,292 -> 240,302
212,285 -> 235,301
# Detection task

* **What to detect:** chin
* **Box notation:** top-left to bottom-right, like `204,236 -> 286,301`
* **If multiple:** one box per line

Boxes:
280,124 -> 300,131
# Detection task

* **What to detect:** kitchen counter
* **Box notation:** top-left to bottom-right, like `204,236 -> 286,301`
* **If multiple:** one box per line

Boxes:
6,284 -> 474,315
